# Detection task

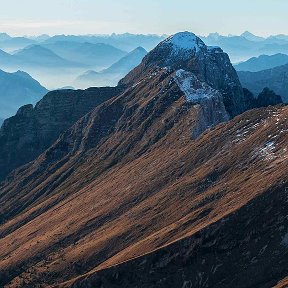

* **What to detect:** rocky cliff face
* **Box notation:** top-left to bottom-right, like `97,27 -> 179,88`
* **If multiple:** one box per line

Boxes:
0,87 -> 122,181
174,69 -> 230,138
256,87 -> 283,107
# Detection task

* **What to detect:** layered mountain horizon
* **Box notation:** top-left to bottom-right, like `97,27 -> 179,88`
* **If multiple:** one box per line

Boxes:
74,46 -> 148,88
1,30 -> 288,89
0,31 -> 287,288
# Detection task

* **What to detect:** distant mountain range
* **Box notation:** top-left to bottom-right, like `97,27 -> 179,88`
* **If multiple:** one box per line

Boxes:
0,32 -> 165,53
0,45 -> 85,70
234,53 -> 288,72
240,31 -> 266,42
75,46 -> 147,87
0,33 -> 36,52
0,45 -> 125,89
0,69 -> 48,119
238,63 -> 288,102
42,33 -> 166,51
41,41 -> 127,69
201,31 -> 288,62
1,31 -> 288,88
14,45 -> 85,68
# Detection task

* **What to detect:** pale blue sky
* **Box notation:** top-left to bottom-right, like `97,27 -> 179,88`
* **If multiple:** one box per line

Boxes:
0,0 -> 287,36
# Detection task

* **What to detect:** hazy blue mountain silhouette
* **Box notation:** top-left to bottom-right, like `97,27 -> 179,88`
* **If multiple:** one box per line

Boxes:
202,32 -> 288,62
0,69 -> 48,119
0,35 -> 36,52
42,33 -> 165,51
13,45 -> 84,67
42,41 -> 127,69
234,53 -> 288,72
0,48 -> 16,65
75,46 -> 147,87
240,31 -> 265,42
0,33 -> 11,41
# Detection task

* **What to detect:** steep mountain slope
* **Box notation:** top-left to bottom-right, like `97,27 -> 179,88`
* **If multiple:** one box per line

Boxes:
0,32 -> 287,288
234,53 -> 288,72
0,87 -> 123,181
0,69 -> 48,119
238,63 -> 288,102
75,47 -> 147,87
1,104 -> 287,288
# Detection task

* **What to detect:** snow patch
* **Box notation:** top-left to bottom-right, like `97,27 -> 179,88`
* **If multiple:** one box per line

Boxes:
232,121 -> 264,144
257,141 -> 277,160
164,32 -> 205,53
174,69 -> 221,102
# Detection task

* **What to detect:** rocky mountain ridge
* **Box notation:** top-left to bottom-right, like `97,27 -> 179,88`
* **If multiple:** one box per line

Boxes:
238,63 -> 288,102
0,86 -> 123,181
0,32 -> 287,288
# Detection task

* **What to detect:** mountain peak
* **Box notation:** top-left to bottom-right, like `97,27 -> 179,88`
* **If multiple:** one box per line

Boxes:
163,31 -> 206,52
241,31 -> 255,37
240,31 -> 264,42
133,46 -> 147,53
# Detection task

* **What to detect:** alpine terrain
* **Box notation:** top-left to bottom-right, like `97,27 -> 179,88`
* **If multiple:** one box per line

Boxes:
0,32 -> 287,288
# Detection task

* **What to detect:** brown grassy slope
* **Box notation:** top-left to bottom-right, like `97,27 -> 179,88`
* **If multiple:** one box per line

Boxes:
274,278 -> 288,288
65,178 -> 288,288
0,100 -> 287,287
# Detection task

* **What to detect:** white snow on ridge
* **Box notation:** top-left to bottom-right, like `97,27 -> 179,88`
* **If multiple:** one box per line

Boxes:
164,32 -> 205,52
257,141 -> 277,161
174,69 -> 221,102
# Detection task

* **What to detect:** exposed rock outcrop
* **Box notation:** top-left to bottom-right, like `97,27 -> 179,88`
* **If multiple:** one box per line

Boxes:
174,69 -> 229,138
238,63 -> 288,103
0,87 -> 123,181
256,87 -> 283,107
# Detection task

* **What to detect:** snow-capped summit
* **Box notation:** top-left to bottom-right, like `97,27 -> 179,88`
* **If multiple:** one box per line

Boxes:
121,31 -> 250,117
162,31 -> 206,52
